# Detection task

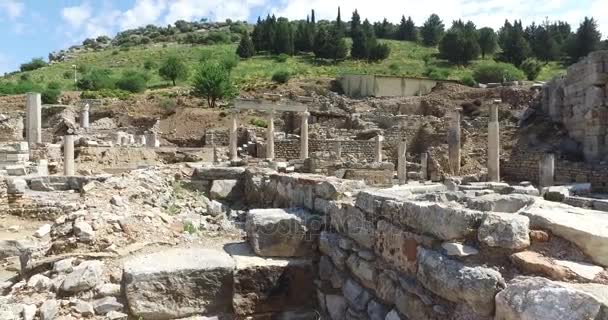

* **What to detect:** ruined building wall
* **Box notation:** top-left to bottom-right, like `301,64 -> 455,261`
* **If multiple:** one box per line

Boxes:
542,51 -> 608,162
339,74 -> 438,98
275,139 -> 376,161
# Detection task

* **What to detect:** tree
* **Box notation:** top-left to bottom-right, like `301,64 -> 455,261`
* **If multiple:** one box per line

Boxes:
336,7 -> 345,37
439,21 -> 480,64
159,56 -> 188,86
236,32 -> 256,58
192,62 -> 235,108
403,16 -> 418,42
251,17 -> 264,51
498,20 -> 531,66
313,25 -> 348,60
273,17 -> 294,55
520,58 -> 543,80
374,18 -> 394,39
396,16 -> 408,40
350,11 -> 368,59
420,14 -> 444,46
531,26 -> 559,62
568,17 -> 602,61
350,10 -> 361,37
20,58 -> 47,72
478,27 -> 497,59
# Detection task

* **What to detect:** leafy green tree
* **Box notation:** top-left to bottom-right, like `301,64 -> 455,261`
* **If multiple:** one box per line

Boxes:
420,14 -> 444,46
498,20 -> 531,66
236,32 -> 256,58
313,25 -> 348,60
520,58 -> 543,80
273,17 -> 294,55
159,56 -> 188,86
374,18 -> 394,39
532,26 -> 559,62
439,21 -> 480,64
20,58 -> 47,72
192,62 -> 235,108
568,17 -> 602,61
76,69 -> 115,91
478,27 -> 497,59
116,70 -> 148,93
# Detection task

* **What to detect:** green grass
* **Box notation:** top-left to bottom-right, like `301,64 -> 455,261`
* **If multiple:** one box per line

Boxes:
3,40 -> 566,91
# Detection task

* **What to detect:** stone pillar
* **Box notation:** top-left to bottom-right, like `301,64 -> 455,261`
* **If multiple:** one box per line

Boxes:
63,135 -> 75,176
448,109 -> 461,175
300,111 -> 309,160
421,152 -> 428,181
488,101 -> 501,182
81,104 -> 90,129
229,111 -> 238,161
375,135 -> 384,163
335,141 -> 342,160
397,139 -> 407,185
121,136 -> 129,146
26,93 -> 42,147
145,132 -> 159,148
266,111 -> 275,160
539,153 -> 555,188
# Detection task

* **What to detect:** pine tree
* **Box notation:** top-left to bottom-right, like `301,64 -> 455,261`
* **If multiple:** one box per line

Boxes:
313,25 -> 347,61
478,27 -> 497,59
499,20 -> 531,66
350,10 -> 361,37
236,32 -> 256,58
273,17 -> 294,55
439,20 -> 480,64
403,16 -> 418,41
351,15 -> 370,59
396,16 -> 408,40
251,17 -> 264,52
420,14 -> 444,46
569,17 -> 602,61
336,7 -> 345,37
294,21 -> 310,52
532,26 -> 559,62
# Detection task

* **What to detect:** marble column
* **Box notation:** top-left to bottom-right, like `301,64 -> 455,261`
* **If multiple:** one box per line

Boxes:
81,104 -> 90,129
397,139 -> 407,185
375,135 -> 384,163
63,135 -> 75,176
448,109 -> 461,175
300,111 -> 309,160
421,152 -> 428,181
26,92 -> 42,147
229,111 -> 238,161
539,153 -> 555,188
488,101 -> 501,182
266,111 -> 275,160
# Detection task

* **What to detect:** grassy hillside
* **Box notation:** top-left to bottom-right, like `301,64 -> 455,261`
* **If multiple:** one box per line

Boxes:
3,39 -> 566,92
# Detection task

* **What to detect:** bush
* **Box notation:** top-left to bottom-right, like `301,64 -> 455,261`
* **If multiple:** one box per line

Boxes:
143,59 -> 157,70
370,43 -> 391,61
425,66 -> 450,80
19,73 -> 31,81
520,58 -> 543,81
275,53 -> 289,63
271,70 -> 291,84
220,53 -> 239,71
41,89 -> 61,104
116,70 -> 148,93
460,74 -> 477,87
20,58 -> 47,72
472,61 -> 525,83
63,71 -> 73,79
77,68 -> 114,90
249,118 -> 268,128
0,80 -> 43,95
160,98 -> 177,114
47,82 -> 62,90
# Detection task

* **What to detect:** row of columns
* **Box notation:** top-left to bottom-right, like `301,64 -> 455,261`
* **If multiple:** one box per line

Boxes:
230,110 -> 310,161
375,136 -> 428,185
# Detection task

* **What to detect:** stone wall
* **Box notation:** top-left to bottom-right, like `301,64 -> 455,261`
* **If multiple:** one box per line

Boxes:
275,139 -> 376,161
542,50 -> 608,162
339,75 -> 438,98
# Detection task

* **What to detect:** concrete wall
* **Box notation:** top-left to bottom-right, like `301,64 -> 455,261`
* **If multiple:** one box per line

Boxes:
339,74 -> 438,98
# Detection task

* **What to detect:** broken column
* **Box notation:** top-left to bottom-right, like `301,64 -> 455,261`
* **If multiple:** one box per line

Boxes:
448,109 -> 461,175
488,101 -> 501,182
145,132 -> 160,148
26,92 -> 42,147
300,111 -> 309,160
421,152 -> 428,181
539,153 -> 555,188
266,111 -> 275,160
63,135 -> 75,176
375,135 -> 384,162
229,110 -> 238,161
81,104 -> 90,129
397,139 -> 407,185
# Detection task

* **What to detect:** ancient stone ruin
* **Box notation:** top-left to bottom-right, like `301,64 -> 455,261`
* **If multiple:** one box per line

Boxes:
1,52 -> 608,320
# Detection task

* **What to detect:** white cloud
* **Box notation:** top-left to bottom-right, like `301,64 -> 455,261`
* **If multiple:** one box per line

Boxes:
164,0 -> 265,24
121,0 -> 167,30
0,0 -> 24,20
62,3 -> 92,28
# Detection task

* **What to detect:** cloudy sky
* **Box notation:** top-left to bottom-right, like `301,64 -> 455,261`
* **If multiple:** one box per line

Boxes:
0,0 -> 606,74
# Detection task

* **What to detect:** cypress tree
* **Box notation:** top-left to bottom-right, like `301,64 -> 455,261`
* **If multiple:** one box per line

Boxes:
569,17 -> 602,61
251,17 -> 264,52
403,16 -> 418,41
314,25 -> 347,61
350,10 -> 361,37
273,17 -> 294,55
396,16 -> 408,40
420,14 -> 444,46
336,7 -> 345,36
236,32 -> 256,58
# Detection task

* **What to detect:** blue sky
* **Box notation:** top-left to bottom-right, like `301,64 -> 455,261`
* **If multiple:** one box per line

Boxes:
0,0 -> 606,74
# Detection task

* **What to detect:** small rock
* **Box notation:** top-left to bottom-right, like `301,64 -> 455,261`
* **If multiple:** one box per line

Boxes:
22,304 -> 36,320
478,213 -> 530,250
529,230 -> 550,242
34,224 -> 52,238
40,300 -> 58,320
71,300 -> 94,316
385,309 -> 401,320
110,195 -> 126,207
74,221 -> 95,243
441,242 -> 479,257
61,260 -> 104,293
26,274 -> 52,292
93,296 -> 124,315
53,258 -> 75,274
8,225 -> 19,232
106,311 -> 128,320
97,283 -> 121,297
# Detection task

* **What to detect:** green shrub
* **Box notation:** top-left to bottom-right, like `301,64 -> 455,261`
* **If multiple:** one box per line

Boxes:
388,63 -> 400,73
77,68 -> 115,91
271,70 -> 291,84
41,89 -> 61,104
160,97 -> 177,113
0,80 -> 43,95
143,59 -> 157,70
112,50 -> 119,55
460,74 -> 477,87
275,53 -> 289,63
370,43 -> 391,61
47,82 -> 62,90
20,58 -> 47,72
183,222 -> 197,234
520,58 -> 543,81
116,70 -> 148,93
425,66 -> 450,80
249,118 -> 268,128
19,73 -> 31,81
63,71 -> 73,79
220,53 -> 239,71
472,61 -> 525,83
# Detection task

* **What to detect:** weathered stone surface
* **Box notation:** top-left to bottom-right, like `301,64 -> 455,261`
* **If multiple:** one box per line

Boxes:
0,240 -> 38,258
319,232 -> 348,270
26,274 -> 52,292
40,300 -> 58,320
192,166 -> 246,180
61,260 -> 104,293
467,194 -> 535,213
246,208 -> 319,257
34,224 -> 51,238
345,205 -> 375,249
326,295 -> 347,320
416,248 -> 505,316
93,296 -> 124,315
376,271 -> 397,304
71,300 -> 94,316
478,213 -> 530,250
529,230 -> 550,242
346,254 -> 376,291
441,242 -> 479,257
384,309 -> 400,320
367,300 -> 389,320
522,200 -> 608,266
123,248 -> 235,320
394,287 -> 433,320
209,180 -> 240,200
375,220 -> 436,274
343,279 -> 372,312
22,304 -> 36,320
226,243 -> 315,316
510,251 -> 572,280
97,283 -> 121,297
495,277 -> 605,320
74,221 -> 95,243
53,258 -> 75,274
554,260 -> 605,282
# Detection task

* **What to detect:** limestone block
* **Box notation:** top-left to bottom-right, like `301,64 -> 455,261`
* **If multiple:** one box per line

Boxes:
123,248 -> 235,320
0,240 -> 38,258
245,208 -> 319,257
61,260 -> 104,294
5,165 -> 26,176
416,248 -> 505,316
466,194 -> 535,213
346,254 -> 377,291
209,179 -> 240,200
192,166 -> 246,180
398,201 -> 485,240
478,213 -> 530,250
326,295 -> 347,320
319,232 -> 348,270
394,287 -> 433,320
342,279 -> 372,312
345,205 -> 375,249
374,220 -> 436,274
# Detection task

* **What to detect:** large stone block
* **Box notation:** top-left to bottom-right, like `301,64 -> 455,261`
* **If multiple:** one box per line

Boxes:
123,248 -> 235,320
478,213 -> 530,250
245,208 -> 320,257
344,205 -> 375,249
342,279 -> 372,312
226,243 -> 315,316
398,201 -> 485,240
416,248 -> 505,316
61,260 -> 104,294
319,232 -> 348,270
466,194 -> 535,213
192,166 -> 246,180
495,277 -> 606,320
374,220 -> 436,274
346,254 -> 376,291
209,179 -> 241,200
